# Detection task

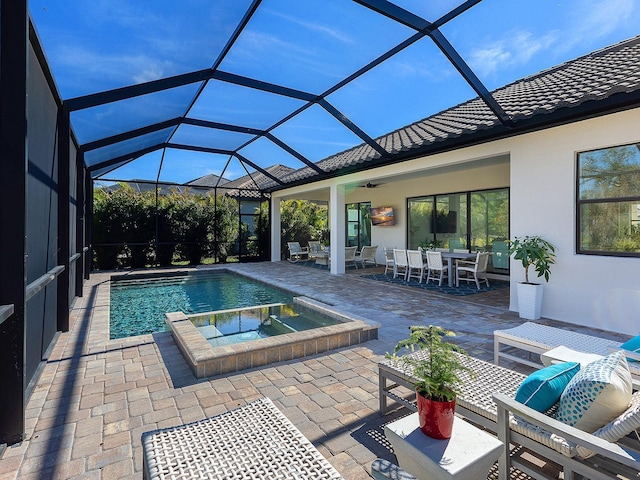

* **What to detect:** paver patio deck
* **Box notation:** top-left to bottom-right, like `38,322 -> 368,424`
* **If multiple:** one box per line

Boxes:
0,262 -> 629,480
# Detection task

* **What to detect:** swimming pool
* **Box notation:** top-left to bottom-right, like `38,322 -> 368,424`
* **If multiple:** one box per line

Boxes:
109,271 -> 293,339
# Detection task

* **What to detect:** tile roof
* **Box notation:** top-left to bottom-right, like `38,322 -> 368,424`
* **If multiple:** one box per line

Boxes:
272,34 -> 640,190
187,173 -> 229,187
222,164 -> 295,198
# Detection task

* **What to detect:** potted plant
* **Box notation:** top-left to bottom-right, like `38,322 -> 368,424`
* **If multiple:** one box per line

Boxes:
508,235 -> 556,320
386,325 -> 470,439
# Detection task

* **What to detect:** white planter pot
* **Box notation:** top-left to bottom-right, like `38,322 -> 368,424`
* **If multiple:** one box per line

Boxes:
517,283 -> 544,320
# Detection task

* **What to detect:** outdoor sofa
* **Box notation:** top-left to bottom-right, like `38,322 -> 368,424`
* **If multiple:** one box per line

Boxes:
378,349 -> 640,479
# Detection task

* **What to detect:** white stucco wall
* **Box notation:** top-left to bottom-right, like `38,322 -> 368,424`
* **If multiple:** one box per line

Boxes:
273,107 -> 640,335
508,109 -> 640,336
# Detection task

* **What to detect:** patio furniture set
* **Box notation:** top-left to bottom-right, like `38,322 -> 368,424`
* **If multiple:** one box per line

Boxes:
389,247 -> 490,289
376,321 -> 640,479
140,320 -> 640,479
287,241 -> 379,269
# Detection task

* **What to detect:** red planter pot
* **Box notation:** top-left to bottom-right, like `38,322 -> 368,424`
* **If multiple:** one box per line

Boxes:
416,392 -> 456,439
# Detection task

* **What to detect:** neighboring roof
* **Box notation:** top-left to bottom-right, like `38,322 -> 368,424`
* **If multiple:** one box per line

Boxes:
274,35 -> 640,190
222,165 -> 295,198
187,174 -> 230,188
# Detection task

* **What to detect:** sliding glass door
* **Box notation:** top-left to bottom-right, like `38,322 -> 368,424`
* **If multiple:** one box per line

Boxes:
408,188 -> 509,273
346,202 -> 371,250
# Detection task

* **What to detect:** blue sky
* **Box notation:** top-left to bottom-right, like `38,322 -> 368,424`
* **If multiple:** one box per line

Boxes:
30,0 -> 638,185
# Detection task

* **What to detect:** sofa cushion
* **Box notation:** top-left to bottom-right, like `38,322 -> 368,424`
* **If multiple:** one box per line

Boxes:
515,362 -> 580,412
556,351 -> 632,433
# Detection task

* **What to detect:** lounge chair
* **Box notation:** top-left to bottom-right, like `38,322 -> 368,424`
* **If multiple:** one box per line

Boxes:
345,246 -> 358,269
378,349 -> 640,480
287,241 -> 309,262
308,240 -> 323,259
355,245 -> 378,268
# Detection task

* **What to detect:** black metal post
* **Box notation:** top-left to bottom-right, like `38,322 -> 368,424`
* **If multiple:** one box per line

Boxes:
85,173 -> 93,277
75,151 -> 85,297
0,0 -> 28,447
57,105 -> 70,331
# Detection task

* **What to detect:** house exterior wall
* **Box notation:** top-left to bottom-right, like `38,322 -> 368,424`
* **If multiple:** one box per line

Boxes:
508,108 -> 640,336
273,107 -> 640,335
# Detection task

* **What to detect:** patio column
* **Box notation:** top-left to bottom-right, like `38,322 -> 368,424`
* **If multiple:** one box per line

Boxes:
270,196 -> 281,262
329,184 -> 345,275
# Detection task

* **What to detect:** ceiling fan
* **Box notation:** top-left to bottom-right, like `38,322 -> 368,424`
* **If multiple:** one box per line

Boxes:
360,181 -> 383,188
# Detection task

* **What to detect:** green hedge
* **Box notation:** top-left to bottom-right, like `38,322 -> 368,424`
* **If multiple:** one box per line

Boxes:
92,184 -> 239,269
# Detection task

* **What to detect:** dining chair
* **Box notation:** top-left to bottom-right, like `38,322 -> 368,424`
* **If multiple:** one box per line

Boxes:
425,251 -> 448,286
456,252 -> 490,289
383,247 -> 395,275
406,249 -> 428,283
393,249 -> 408,279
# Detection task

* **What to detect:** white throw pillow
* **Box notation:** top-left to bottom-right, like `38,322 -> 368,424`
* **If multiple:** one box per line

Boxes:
556,351 -> 632,433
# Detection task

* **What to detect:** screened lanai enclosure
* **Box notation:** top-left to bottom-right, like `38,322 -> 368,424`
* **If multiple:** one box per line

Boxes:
1,0 -> 639,451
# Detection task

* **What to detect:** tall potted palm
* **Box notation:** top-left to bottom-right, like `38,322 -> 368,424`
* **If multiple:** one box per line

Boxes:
508,235 -> 556,320
386,325 -> 470,439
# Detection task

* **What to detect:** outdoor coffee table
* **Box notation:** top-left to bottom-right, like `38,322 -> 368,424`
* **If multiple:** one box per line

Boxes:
384,413 -> 502,480
142,397 -> 343,480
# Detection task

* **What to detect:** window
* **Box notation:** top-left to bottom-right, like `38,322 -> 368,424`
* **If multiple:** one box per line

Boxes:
346,202 -> 371,250
408,188 -> 509,273
577,143 -> 640,255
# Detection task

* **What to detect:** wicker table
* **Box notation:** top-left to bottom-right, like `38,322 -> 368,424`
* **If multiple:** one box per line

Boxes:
142,397 -> 343,480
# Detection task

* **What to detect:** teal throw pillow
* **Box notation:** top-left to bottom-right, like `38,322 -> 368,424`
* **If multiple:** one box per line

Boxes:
515,361 -> 580,412
620,335 -> 640,362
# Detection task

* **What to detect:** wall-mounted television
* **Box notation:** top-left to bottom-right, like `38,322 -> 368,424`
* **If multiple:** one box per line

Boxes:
370,206 -> 395,226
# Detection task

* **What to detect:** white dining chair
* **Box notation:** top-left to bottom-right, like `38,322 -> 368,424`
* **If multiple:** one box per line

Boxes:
456,252 -> 490,289
406,249 -> 428,283
425,251 -> 448,286
383,247 -> 395,275
393,249 -> 408,280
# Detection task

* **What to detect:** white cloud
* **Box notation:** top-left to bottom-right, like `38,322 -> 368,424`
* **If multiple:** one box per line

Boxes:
54,44 -> 175,87
560,0 -> 634,51
467,0 -> 635,79
266,9 -> 355,45
468,30 -> 558,78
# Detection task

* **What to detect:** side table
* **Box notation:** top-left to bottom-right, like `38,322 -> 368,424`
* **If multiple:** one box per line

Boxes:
384,414 -> 502,480
315,252 -> 330,266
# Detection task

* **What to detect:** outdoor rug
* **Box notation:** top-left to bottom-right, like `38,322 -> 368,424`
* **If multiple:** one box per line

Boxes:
359,274 -> 509,296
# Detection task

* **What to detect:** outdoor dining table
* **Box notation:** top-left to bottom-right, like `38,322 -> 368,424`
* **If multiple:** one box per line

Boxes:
440,251 -> 476,287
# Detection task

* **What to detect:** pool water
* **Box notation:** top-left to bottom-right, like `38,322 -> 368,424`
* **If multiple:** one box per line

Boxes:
189,303 -> 341,348
110,271 -> 293,339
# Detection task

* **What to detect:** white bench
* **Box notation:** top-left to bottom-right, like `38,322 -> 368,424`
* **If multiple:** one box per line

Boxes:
493,321 -> 620,369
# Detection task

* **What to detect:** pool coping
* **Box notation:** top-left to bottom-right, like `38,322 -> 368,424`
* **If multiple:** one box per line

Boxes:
166,296 -> 379,378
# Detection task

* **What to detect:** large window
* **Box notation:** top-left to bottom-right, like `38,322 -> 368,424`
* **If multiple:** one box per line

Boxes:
346,202 -> 371,250
408,188 -> 509,273
577,143 -> 640,255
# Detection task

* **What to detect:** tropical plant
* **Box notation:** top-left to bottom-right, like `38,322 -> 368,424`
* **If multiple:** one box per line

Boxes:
386,325 -> 470,402
508,235 -> 556,283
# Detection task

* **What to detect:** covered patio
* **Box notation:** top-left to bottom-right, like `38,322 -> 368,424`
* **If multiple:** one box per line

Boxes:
0,262 -> 629,479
